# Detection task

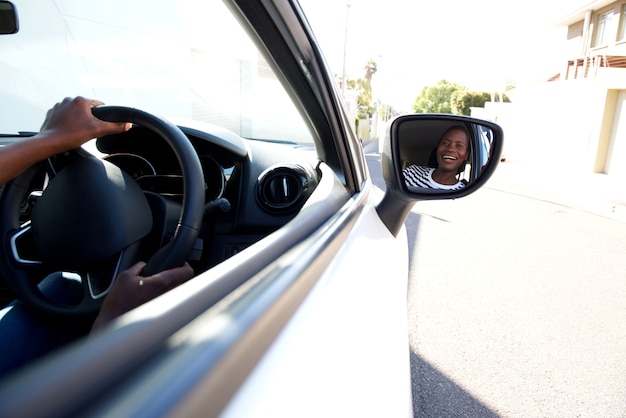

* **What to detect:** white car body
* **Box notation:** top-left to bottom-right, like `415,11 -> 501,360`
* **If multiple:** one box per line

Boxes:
0,0 -> 503,415
222,198 -> 412,417
0,0 -> 414,416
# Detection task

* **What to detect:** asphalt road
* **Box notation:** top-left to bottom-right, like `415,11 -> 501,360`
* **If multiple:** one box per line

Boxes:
363,140 -> 626,417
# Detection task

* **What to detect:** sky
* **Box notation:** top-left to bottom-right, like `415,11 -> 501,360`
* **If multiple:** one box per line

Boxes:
299,0 -> 592,111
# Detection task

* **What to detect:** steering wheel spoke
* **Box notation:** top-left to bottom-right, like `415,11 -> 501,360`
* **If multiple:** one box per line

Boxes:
84,252 -> 125,299
44,148 -> 86,180
0,106 -> 204,318
8,223 -> 43,266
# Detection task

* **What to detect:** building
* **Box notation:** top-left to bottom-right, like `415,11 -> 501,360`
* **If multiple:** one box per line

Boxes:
555,0 -> 626,179
502,0 -> 626,183
558,0 -> 626,80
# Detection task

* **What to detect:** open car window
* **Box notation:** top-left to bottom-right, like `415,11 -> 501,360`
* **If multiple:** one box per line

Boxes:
0,0 -> 314,146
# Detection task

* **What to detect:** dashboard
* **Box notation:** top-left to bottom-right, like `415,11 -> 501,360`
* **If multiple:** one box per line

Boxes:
95,121 -> 320,272
104,153 -> 231,202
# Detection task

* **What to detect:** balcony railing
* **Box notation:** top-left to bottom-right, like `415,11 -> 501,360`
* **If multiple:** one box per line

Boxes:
561,55 -> 626,80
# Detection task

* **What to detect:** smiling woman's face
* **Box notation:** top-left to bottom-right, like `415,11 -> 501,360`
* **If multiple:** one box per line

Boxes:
436,128 -> 469,173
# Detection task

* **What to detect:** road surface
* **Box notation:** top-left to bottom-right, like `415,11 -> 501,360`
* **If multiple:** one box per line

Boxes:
364,139 -> 626,417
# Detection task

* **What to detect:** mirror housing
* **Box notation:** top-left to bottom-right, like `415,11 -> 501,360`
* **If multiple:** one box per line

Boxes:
0,1 -> 18,34
376,114 -> 503,236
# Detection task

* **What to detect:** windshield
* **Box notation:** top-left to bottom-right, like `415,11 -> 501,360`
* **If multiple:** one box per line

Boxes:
0,0 -> 314,145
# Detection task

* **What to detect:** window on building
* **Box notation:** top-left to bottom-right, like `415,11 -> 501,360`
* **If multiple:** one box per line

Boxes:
594,10 -> 614,46
619,4 -> 626,41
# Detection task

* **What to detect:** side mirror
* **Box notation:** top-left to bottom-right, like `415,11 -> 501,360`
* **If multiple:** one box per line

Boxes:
0,1 -> 18,35
376,114 -> 503,236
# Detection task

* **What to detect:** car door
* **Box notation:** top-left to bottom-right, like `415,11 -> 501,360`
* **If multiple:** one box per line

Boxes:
0,0 -> 413,416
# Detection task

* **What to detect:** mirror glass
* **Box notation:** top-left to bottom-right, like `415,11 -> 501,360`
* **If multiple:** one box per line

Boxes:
0,1 -> 18,35
394,116 -> 499,193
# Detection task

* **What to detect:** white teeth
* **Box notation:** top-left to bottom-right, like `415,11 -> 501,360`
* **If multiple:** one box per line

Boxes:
443,155 -> 456,160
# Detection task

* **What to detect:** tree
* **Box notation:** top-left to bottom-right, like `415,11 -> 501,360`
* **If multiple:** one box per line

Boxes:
346,78 -> 372,116
451,91 -> 492,115
346,59 -> 379,118
363,60 -> 377,83
377,103 -> 397,122
413,80 -> 466,114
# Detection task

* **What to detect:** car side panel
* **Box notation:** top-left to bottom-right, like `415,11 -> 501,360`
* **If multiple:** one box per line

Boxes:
220,184 -> 412,417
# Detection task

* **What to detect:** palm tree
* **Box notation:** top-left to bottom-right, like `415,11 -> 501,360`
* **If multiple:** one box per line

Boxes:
363,60 -> 377,83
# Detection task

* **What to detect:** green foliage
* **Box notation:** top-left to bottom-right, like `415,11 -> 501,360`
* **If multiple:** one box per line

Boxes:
412,80 -> 466,114
346,60 -> 397,122
363,60 -> 377,82
346,59 -> 384,118
347,78 -> 372,116
451,91 -> 492,115
414,79 -> 509,115
377,104 -> 396,121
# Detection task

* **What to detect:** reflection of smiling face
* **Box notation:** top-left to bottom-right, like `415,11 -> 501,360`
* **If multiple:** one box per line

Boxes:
436,128 -> 469,173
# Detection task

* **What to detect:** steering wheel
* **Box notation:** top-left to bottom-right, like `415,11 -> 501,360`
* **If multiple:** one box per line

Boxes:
0,106 -> 205,318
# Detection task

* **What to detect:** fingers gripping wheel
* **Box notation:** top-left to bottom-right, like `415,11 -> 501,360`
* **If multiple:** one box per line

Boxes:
93,107 -> 205,275
0,106 -> 205,318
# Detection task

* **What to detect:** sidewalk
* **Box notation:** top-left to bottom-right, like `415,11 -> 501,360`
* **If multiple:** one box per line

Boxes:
486,159 -> 626,223
362,137 -> 626,223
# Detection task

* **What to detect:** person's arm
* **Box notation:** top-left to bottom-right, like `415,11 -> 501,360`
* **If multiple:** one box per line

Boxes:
91,262 -> 194,333
0,96 -> 130,185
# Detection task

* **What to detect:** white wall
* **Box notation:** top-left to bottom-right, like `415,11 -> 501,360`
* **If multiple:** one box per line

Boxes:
476,80 -> 619,173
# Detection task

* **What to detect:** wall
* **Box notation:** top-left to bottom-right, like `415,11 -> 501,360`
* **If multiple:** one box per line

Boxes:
602,89 -> 626,177
483,79 -> 613,172
566,19 -> 585,57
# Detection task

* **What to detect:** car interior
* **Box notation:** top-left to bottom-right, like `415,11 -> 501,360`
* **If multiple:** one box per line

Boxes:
0,1 -> 503,415
0,114 -> 330,308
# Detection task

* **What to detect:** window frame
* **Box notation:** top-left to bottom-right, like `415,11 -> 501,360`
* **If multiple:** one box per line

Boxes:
618,4 -> 626,42
594,9 -> 614,47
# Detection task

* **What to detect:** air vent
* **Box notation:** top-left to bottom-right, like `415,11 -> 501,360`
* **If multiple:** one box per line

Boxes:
257,165 -> 309,213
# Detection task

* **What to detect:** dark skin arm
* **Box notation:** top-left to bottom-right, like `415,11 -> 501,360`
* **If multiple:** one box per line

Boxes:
0,96 -> 130,185
2,96 -> 195,331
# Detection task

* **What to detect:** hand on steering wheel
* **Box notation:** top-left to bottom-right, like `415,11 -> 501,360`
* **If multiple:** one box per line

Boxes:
0,106 -> 205,318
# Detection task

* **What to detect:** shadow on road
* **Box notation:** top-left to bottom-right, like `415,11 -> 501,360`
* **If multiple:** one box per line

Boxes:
411,350 -> 499,418
405,211 -> 498,417
365,140 -> 499,417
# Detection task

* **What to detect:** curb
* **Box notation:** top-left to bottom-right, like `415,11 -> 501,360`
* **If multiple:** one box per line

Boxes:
489,160 -> 626,223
